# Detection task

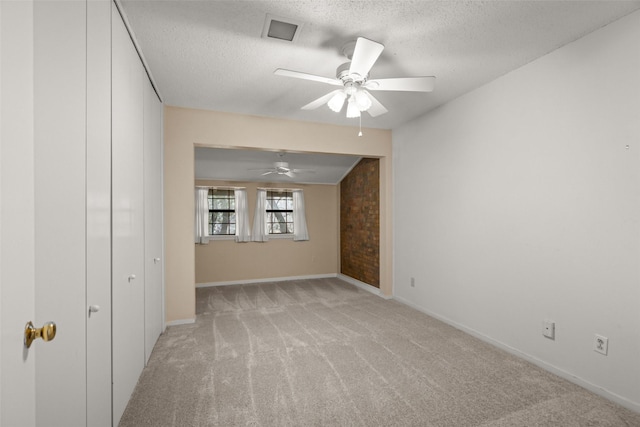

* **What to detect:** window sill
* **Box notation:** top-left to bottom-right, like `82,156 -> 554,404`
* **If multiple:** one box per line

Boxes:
268,234 -> 294,240
203,234 -> 295,242
209,235 -> 236,241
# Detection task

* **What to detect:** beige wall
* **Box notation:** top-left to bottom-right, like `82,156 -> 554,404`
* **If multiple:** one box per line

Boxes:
195,180 -> 338,284
164,106 -> 392,323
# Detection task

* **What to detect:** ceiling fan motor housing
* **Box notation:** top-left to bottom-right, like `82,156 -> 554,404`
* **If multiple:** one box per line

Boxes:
274,161 -> 290,172
336,62 -> 367,85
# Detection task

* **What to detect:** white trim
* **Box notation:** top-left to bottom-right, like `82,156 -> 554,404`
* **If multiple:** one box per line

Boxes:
337,274 -> 391,299
392,295 -> 640,414
0,4 -> 4,422
160,107 -> 166,334
257,186 -> 301,192
196,185 -> 245,190
196,273 -> 337,288
208,235 -> 236,241
266,234 -> 293,240
165,318 -> 196,327
338,157 -> 363,182
197,274 -> 394,302
112,0 -> 162,102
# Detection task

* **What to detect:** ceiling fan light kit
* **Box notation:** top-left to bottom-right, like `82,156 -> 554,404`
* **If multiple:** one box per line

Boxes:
346,97 -> 361,118
327,91 -> 347,112
353,90 -> 372,111
275,36 -> 436,121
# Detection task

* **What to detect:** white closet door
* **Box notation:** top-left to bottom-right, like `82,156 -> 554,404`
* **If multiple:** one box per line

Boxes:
144,79 -> 164,363
0,2 -> 37,425
33,1 -> 88,425
3,2 -> 113,426
86,1 -> 113,425
112,6 -> 145,425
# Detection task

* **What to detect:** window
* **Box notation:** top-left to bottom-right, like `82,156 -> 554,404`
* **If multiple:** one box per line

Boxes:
252,189 -> 308,242
266,190 -> 293,234
208,189 -> 235,235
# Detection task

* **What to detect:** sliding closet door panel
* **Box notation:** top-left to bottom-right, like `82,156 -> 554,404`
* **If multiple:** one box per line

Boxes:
112,7 -> 145,425
144,79 -> 164,363
33,1 -> 87,425
86,1 -> 112,425
1,2 -> 37,425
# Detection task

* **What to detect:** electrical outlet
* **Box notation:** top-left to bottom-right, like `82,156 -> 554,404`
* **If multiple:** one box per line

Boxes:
594,334 -> 608,355
542,320 -> 555,340
410,277 -> 415,288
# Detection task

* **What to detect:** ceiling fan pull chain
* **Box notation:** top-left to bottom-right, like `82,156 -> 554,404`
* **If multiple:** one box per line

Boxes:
358,114 -> 363,137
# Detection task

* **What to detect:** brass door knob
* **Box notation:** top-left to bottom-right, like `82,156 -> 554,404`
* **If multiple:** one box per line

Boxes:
24,321 -> 56,348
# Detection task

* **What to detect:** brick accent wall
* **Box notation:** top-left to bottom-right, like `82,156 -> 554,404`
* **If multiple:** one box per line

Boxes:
340,158 -> 380,288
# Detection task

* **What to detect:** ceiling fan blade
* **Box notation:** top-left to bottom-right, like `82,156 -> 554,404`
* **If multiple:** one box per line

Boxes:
284,171 -> 295,178
365,76 -> 436,92
261,171 -> 276,176
363,91 -> 388,117
349,37 -> 384,79
274,69 -> 342,86
291,169 -> 316,174
301,90 -> 344,110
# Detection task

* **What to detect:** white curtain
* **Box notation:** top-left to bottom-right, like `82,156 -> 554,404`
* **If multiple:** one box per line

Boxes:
234,188 -> 251,242
252,189 -> 269,242
194,187 -> 210,244
292,190 -> 309,241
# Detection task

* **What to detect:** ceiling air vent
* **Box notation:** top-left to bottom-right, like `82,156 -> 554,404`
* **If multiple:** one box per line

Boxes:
261,14 -> 303,43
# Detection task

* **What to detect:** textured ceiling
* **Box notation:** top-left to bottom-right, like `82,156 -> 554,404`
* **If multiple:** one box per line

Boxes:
195,148 -> 361,184
120,1 -> 640,182
121,0 -> 640,130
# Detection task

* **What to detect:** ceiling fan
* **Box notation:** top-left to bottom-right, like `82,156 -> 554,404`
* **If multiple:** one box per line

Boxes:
274,37 -> 436,118
249,161 -> 316,178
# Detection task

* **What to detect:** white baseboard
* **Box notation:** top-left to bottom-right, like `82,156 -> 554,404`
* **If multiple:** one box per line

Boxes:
392,294 -> 640,414
196,273 -> 337,288
337,274 -> 391,299
196,274 -> 392,301
165,318 -> 196,327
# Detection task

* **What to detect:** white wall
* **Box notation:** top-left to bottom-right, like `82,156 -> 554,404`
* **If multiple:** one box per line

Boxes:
393,10 -> 640,411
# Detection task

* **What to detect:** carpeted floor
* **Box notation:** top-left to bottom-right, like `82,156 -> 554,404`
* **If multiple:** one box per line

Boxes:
119,277 -> 640,426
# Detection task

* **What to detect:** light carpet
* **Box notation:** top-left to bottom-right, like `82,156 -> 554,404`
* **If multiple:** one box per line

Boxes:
119,277 -> 640,426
